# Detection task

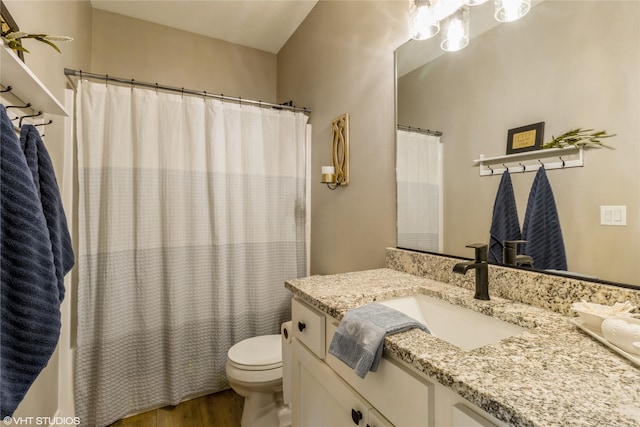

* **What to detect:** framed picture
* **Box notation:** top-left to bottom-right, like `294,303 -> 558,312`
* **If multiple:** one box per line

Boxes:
506,122 -> 545,154
1,0 -> 24,62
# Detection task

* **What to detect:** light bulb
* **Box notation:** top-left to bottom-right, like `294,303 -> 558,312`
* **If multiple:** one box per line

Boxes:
494,0 -> 530,22
411,3 -> 440,40
440,6 -> 470,52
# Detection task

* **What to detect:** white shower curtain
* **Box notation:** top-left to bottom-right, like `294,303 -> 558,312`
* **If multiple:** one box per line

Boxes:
74,80 -> 308,426
396,129 -> 442,252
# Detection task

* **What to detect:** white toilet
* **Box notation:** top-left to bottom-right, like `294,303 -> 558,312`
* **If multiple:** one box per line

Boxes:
226,323 -> 293,427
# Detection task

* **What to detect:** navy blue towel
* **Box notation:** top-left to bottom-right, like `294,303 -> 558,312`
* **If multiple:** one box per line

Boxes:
489,171 -> 521,263
20,124 -> 74,302
522,167 -> 567,271
0,106 -> 65,416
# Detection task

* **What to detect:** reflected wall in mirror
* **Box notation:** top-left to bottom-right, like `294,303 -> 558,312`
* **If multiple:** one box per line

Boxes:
396,1 -> 640,286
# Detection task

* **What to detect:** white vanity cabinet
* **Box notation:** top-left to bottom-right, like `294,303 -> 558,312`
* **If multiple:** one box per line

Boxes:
290,297 -> 506,427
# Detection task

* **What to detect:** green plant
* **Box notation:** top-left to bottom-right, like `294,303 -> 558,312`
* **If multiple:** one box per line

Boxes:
542,128 -> 616,150
1,21 -> 72,54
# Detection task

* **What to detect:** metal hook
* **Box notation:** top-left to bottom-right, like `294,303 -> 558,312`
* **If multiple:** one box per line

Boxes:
519,162 -> 526,172
1,86 -> 12,93
181,87 -> 184,98
105,74 -> 109,86
487,165 -> 494,175
79,70 -> 83,81
559,156 -> 565,168
130,79 -> 135,90
34,119 -> 53,127
155,83 -> 159,94
502,163 -> 509,172
538,159 -> 545,168
6,102 -> 31,110
19,111 -> 43,127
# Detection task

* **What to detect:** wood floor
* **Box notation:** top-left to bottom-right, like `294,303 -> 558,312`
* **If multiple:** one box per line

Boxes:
108,389 -> 244,427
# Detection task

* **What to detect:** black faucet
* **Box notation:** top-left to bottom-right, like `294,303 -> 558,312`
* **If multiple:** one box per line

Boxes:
503,240 -> 533,267
453,243 -> 490,300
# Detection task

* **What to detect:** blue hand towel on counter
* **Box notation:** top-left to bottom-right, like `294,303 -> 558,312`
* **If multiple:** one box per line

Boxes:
20,124 -> 74,303
328,303 -> 429,378
0,106 -> 63,416
489,171 -> 521,263
522,167 -> 567,271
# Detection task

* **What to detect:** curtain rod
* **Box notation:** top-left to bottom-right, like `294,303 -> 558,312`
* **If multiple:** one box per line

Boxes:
64,68 -> 311,114
397,124 -> 443,137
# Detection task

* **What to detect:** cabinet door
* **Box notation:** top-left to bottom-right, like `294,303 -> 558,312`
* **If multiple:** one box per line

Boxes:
292,340 -> 372,427
367,409 -> 394,427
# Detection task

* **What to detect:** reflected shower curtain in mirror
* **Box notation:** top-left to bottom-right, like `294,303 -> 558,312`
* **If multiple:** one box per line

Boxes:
396,130 -> 442,252
74,80 -> 308,426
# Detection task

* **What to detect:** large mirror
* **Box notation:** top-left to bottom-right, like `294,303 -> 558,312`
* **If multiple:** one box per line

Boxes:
396,0 -> 640,288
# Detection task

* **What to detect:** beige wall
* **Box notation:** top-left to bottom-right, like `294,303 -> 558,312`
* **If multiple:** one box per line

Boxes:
3,0 -> 93,419
278,0 -> 410,275
91,9 -> 277,103
398,1 -> 640,285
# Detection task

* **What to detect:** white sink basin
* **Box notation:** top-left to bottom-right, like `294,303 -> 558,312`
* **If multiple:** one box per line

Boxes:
378,294 -> 526,350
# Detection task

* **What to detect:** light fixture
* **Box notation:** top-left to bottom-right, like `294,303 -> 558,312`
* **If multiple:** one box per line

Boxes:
410,0 -> 531,52
321,113 -> 350,190
494,0 -> 531,22
440,6 -> 470,52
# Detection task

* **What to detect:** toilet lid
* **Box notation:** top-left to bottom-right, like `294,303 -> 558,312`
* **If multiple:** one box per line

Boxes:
227,334 -> 282,370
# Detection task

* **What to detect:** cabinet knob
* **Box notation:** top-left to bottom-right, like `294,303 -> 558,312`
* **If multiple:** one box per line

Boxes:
351,409 -> 363,425
298,321 -> 306,332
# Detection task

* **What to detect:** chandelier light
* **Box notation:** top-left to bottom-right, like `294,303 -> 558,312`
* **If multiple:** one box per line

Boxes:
410,0 -> 531,52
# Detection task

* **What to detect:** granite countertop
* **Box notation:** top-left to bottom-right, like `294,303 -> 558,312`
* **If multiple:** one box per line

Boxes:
285,268 -> 640,427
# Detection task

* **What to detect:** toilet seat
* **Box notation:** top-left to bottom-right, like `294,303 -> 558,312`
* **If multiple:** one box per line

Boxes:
227,334 -> 282,371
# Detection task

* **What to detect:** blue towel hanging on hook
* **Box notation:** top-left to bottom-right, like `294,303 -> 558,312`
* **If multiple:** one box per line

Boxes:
489,171 -> 521,263
522,167 -> 567,270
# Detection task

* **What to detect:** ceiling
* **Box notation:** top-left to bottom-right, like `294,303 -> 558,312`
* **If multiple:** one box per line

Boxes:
90,0 -> 319,54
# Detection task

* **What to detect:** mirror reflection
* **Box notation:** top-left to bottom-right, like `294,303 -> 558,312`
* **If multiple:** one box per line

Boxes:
396,0 -> 640,287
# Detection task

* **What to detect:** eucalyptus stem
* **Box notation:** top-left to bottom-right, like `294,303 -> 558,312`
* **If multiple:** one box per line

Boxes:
542,128 -> 616,150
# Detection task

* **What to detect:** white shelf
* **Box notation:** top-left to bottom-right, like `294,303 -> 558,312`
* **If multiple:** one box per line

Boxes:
474,146 -> 583,176
1,41 -> 68,116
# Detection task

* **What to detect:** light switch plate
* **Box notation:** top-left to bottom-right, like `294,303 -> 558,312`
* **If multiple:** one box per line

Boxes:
600,205 -> 627,226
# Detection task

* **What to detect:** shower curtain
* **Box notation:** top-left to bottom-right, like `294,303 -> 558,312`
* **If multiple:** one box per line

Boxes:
396,130 -> 442,252
74,80 -> 309,426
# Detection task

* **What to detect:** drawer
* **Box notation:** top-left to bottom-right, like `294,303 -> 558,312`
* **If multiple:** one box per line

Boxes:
326,320 -> 433,427
292,298 -> 326,359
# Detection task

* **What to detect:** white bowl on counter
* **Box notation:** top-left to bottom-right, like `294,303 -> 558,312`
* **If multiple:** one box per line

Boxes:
571,301 -> 636,330
601,315 -> 640,355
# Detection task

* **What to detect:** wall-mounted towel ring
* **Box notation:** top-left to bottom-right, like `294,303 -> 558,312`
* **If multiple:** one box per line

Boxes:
1,86 -> 13,93
19,111 -> 43,127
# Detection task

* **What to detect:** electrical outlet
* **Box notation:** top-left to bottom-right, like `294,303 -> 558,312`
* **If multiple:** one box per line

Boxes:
600,205 -> 627,226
